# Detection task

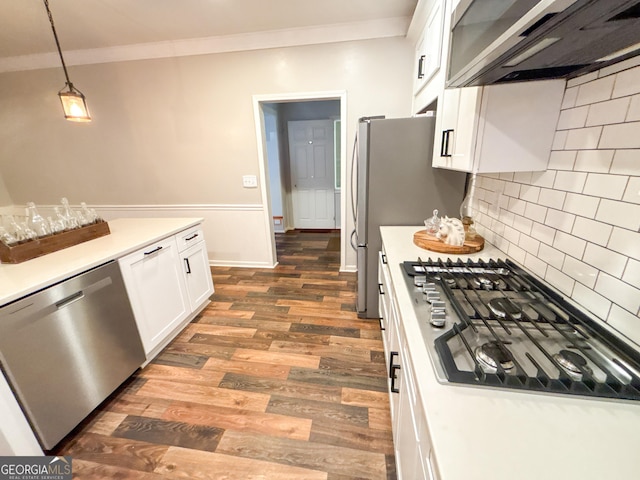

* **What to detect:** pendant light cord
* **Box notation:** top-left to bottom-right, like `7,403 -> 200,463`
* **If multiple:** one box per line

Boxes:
43,0 -> 72,87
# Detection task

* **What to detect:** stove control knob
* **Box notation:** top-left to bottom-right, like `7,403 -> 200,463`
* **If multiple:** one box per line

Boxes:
430,300 -> 446,327
425,291 -> 441,302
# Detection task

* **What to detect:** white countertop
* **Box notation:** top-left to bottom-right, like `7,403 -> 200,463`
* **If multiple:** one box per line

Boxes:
381,226 -> 640,480
0,217 -> 202,306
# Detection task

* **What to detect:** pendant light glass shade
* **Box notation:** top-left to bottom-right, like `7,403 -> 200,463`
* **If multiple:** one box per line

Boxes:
58,84 -> 90,122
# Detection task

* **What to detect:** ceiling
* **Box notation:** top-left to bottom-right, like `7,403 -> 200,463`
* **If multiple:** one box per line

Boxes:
0,0 -> 419,59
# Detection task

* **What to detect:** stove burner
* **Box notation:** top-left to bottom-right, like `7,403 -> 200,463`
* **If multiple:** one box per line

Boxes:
488,297 -> 522,320
473,276 -> 494,289
553,349 -> 592,376
475,341 -> 514,371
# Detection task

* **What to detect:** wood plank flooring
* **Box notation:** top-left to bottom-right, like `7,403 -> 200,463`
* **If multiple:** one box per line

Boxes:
54,229 -> 396,479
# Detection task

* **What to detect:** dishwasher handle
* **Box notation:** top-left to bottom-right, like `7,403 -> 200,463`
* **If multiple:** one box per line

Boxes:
56,291 -> 85,310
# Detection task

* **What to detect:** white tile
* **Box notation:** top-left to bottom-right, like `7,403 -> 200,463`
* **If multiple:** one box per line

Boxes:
497,193 -> 509,210
519,185 -> 540,203
572,283 -> 611,321
607,305 -> 640,348
513,172 -> 533,184
524,254 -> 547,279
622,259 -> 640,289
532,222 -> 556,245
573,149 -> 615,173
610,149 -> 640,175
562,255 -> 598,289
595,273 -> 640,314
503,182 -> 520,198
513,215 -> 533,235
494,235 -> 511,253
545,208 -> 575,233
499,172 -> 514,181
552,130 -> 568,150
491,218 -> 506,236
538,243 -> 565,266
576,75 -> 615,106
583,243 -> 628,278
553,231 -> 587,258
612,66 -> 640,98
564,126 -> 603,150
504,225 -> 520,244
572,217 -> 612,246
599,56 -> 640,78
519,234 -> 540,255
557,105 -> 589,130
561,85 -> 579,108
582,173 -> 628,200
608,227 -> 640,261
530,171 -> 556,189
545,266 -> 575,296
553,171 -> 588,193
585,97 -> 630,127
524,203 -> 547,224
499,209 -> 515,226
563,193 -> 600,218
568,71 -> 598,89
508,197 -> 526,216
626,94 -> 640,122
538,188 -> 566,209
595,199 -> 640,231
599,122 -> 640,149
508,243 -> 526,264
623,177 -> 640,205
547,150 -> 576,170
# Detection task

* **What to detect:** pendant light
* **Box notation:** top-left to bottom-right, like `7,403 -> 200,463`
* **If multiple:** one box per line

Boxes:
43,0 -> 91,122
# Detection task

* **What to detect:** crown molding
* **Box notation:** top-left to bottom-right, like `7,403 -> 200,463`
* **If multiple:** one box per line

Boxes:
0,17 -> 410,73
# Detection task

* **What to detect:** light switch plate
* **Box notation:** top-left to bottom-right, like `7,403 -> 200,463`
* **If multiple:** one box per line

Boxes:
242,175 -> 258,188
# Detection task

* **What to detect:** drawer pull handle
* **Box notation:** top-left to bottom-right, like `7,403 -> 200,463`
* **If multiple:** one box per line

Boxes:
185,233 -> 199,241
378,283 -> 384,295
184,258 -> 192,274
418,55 -> 426,79
144,246 -> 163,256
382,253 -> 387,265
379,317 -> 385,331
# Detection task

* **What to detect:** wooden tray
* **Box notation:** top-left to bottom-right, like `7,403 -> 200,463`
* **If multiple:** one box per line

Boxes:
0,221 -> 110,264
413,229 -> 484,254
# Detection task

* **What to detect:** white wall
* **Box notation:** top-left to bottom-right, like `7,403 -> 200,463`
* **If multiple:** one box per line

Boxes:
474,60 -> 640,346
0,37 -> 414,267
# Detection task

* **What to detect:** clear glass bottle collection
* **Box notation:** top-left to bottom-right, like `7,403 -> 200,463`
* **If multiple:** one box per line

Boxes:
0,198 -> 102,247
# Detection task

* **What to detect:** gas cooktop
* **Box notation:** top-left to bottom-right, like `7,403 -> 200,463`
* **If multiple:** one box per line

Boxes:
402,257 -> 640,402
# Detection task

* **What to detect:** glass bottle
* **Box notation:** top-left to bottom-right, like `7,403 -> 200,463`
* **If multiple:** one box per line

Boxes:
26,202 -> 51,237
424,209 -> 441,235
60,198 -> 80,229
459,174 -> 478,240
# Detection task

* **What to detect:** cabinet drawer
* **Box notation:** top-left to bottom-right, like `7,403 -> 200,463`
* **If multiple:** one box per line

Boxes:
176,226 -> 204,252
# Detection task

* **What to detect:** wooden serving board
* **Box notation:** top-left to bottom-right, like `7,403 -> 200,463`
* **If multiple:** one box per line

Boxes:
0,221 -> 110,264
413,229 -> 484,254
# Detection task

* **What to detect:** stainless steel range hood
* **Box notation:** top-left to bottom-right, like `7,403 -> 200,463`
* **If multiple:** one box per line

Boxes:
447,0 -> 640,87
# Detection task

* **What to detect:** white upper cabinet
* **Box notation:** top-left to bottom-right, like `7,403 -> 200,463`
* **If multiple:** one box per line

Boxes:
414,0 -> 444,95
432,80 -> 565,173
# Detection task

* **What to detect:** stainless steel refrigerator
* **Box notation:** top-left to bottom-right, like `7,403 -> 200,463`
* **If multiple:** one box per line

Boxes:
354,115 -> 467,318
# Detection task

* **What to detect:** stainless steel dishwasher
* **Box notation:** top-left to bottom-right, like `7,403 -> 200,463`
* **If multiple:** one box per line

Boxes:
0,260 -> 145,450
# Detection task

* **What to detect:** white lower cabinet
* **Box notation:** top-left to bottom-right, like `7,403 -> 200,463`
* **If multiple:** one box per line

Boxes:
379,250 -> 439,480
119,225 -> 214,359
119,236 -> 190,356
177,227 -> 215,311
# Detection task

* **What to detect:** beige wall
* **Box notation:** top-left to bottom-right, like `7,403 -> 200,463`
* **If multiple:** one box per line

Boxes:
0,37 -> 414,266
0,172 -> 11,206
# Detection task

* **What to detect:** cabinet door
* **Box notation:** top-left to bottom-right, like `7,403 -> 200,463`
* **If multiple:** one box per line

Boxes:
119,237 -> 189,355
423,0 -> 444,85
181,241 -> 214,311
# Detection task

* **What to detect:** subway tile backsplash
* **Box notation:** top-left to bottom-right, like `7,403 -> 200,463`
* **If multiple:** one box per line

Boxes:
474,61 -> 640,346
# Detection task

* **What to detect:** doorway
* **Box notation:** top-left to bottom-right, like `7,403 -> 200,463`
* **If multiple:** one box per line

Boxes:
253,91 -> 347,268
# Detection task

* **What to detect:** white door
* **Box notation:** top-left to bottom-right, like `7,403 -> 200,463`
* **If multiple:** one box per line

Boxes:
288,120 -> 335,229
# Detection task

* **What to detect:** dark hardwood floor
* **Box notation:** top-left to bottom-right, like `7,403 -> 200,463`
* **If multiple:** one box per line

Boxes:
54,229 -> 396,479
